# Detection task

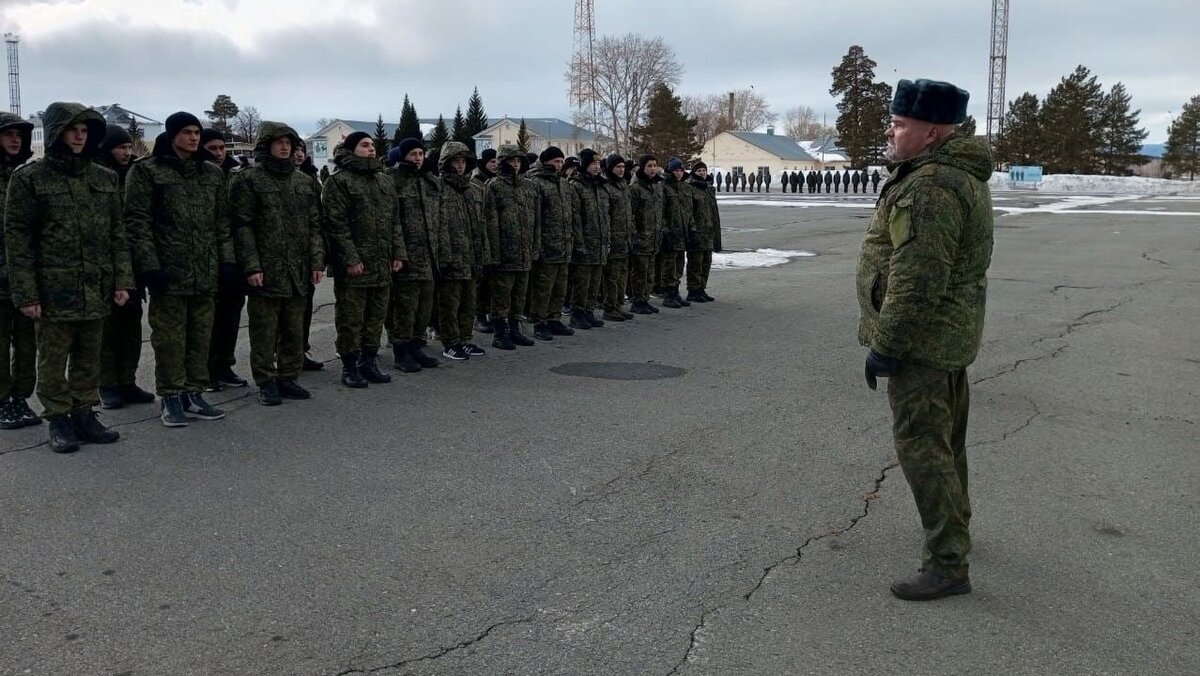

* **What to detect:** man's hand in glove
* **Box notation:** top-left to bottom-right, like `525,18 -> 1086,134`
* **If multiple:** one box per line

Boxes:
864,348 -> 900,391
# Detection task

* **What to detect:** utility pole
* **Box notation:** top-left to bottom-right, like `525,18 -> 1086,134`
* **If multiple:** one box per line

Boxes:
569,0 -> 598,142
987,0 -> 1010,145
5,33 -> 20,116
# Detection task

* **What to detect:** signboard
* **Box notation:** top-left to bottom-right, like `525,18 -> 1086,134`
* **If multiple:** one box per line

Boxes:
1008,165 -> 1043,189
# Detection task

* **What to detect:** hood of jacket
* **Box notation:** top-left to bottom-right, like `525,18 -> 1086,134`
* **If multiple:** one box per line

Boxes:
437,141 -> 475,174
254,121 -> 301,171
0,111 -> 34,166
893,134 -> 994,182
42,102 -> 106,158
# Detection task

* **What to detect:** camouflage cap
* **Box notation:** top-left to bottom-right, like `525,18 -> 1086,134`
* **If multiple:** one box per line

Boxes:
496,143 -> 522,160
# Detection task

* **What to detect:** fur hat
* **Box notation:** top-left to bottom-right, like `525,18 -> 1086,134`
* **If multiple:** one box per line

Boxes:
889,79 -> 970,125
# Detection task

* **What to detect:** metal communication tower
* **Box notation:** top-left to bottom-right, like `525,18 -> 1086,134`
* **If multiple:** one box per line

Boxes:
569,0 -> 597,129
986,0 -> 1009,144
4,33 -> 19,116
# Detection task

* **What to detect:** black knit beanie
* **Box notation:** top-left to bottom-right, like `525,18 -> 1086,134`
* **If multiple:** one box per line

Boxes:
343,131 -> 371,151
165,111 -> 203,140
539,146 -> 564,163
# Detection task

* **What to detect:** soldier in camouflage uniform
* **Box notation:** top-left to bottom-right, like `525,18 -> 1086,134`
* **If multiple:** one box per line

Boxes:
471,148 -> 498,335
434,141 -> 491,361
627,155 -> 663,315
202,127 -> 250,392
229,121 -> 325,406
294,139 -> 326,373
321,131 -> 406,389
0,112 -> 40,430
567,149 -> 610,329
4,102 -> 135,453
601,153 -> 634,322
126,112 -> 234,426
857,79 -> 994,601
483,144 -> 539,350
685,162 -> 719,303
525,146 -> 576,341
385,138 -> 446,372
658,158 -> 692,309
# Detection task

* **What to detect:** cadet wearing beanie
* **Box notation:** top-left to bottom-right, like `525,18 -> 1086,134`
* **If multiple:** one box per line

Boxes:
566,148 -> 610,329
204,126 -> 251,394
627,154 -> 663,314
658,157 -> 692,308
0,111 -> 40,430
684,161 -> 719,303
471,147 -> 499,334
601,153 -> 634,321
525,145 -> 576,340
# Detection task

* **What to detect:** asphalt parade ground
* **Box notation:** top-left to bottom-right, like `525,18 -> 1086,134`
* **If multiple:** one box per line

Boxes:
2,190 -> 1197,675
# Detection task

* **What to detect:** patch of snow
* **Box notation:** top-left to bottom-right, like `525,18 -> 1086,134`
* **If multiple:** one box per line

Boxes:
995,195 -> 1142,214
712,249 -> 816,270
989,172 -> 1200,196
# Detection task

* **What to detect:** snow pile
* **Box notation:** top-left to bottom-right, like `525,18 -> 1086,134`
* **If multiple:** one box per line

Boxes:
990,172 -> 1200,196
711,249 -> 816,271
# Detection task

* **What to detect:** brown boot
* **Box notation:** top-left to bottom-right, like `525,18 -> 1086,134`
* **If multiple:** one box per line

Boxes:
890,569 -> 971,601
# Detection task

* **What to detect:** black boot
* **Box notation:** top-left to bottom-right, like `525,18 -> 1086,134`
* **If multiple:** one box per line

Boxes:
686,289 -> 708,304
569,309 -> 593,330
673,287 -> 692,307
629,301 -> 655,315
586,311 -> 605,328
890,569 -> 972,601
116,383 -> 156,404
358,348 -> 392,383
160,394 -> 189,427
0,398 -> 22,430
392,341 -> 422,372
532,321 -> 554,341
474,313 -> 493,334
340,352 -> 368,389
700,289 -> 715,302
98,386 -> 124,410
546,319 -> 575,336
412,340 -> 440,368
258,380 -> 282,406
47,415 -> 80,453
303,353 -> 325,371
12,399 -> 41,427
71,409 -> 120,444
662,293 -> 683,309
508,318 -> 535,346
491,317 -> 515,350
277,378 -> 311,400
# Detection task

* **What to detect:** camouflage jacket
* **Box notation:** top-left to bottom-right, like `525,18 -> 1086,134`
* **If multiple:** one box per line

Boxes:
125,146 -> 234,296
484,165 -> 539,273
602,174 -> 633,258
685,175 -> 719,252
661,173 -> 692,252
0,111 -> 33,300
321,148 -> 405,288
526,163 -> 575,264
438,143 -> 492,279
857,135 -> 995,370
3,103 -> 134,320
569,172 -> 610,265
628,170 -> 664,256
229,121 -> 324,298
389,163 -> 445,282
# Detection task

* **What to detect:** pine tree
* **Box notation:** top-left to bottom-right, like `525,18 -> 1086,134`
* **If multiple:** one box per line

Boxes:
629,83 -> 703,163
1096,82 -> 1148,175
516,118 -> 530,153
956,115 -> 977,138
127,118 -> 147,156
429,115 -> 450,153
1039,65 -> 1105,174
395,95 -> 422,144
451,106 -> 469,145
829,46 -> 892,166
993,92 -> 1042,166
373,114 -> 390,158
464,87 -> 489,152
1164,95 -> 1200,180
204,94 -> 239,137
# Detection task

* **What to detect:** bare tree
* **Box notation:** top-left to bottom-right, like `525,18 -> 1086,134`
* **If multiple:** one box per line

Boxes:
783,105 -> 836,140
233,106 -> 262,144
681,89 -> 776,143
565,33 -> 684,154
313,117 -> 333,133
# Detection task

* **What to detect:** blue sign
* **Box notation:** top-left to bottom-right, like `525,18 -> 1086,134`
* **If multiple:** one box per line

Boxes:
1009,165 -> 1043,184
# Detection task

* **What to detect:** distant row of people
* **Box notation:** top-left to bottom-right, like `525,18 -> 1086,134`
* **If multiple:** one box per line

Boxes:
712,168 -> 884,194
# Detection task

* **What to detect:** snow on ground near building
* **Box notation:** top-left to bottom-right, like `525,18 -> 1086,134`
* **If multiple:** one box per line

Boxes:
712,249 -> 816,270
989,172 -> 1200,195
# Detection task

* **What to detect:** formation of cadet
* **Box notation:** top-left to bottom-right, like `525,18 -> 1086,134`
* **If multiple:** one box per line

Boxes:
715,168 -> 883,195
857,79 -> 994,601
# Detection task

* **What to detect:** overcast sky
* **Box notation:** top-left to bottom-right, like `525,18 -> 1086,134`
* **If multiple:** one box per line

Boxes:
2,0 -> 1195,141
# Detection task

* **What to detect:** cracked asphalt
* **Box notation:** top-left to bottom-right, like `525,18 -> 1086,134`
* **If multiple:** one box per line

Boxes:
2,191 -> 1197,675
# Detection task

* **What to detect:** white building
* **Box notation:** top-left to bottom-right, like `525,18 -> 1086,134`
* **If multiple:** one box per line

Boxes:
700,129 -> 852,180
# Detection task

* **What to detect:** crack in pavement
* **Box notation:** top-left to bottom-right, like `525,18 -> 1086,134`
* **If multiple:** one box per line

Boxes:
332,617 -> 533,675
970,397 -> 1042,449
666,605 -> 718,676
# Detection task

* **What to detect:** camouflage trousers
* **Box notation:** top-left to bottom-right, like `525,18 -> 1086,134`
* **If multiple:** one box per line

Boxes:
334,281 -> 390,355
208,284 -> 246,376
99,295 -> 144,388
436,279 -> 476,347
655,251 -> 685,289
888,362 -> 972,578
35,318 -> 104,418
148,294 -> 214,396
527,261 -> 569,322
489,271 -> 529,319
246,294 -> 308,386
0,302 -> 36,400
569,263 -> 603,310
627,255 -> 655,303
602,257 -> 629,311
303,285 -> 317,354
686,250 -> 713,291
475,272 -> 492,320
388,280 -> 434,343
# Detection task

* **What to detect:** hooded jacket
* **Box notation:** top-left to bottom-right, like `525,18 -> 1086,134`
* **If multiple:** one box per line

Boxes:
602,157 -> 633,259
628,167 -> 664,256
857,135 -> 995,370
228,121 -> 324,297
661,171 -> 692,252
3,102 -> 134,319
685,173 -> 719,252
124,129 -> 232,296
0,111 -> 34,300
483,146 -> 539,272
388,156 -> 445,282
321,146 -> 405,287
437,141 -> 491,280
568,170 -> 610,265
526,161 -> 575,264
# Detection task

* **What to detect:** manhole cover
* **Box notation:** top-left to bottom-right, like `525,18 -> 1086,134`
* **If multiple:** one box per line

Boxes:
550,362 -> 686,381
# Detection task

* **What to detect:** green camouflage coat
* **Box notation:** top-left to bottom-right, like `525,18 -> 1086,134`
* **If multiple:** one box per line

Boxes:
857,135 -> 995,370
321,147 -> 405,288
526,162 -> 575,264
629,169 -> 664,256
0,111 -> 34,301
228,121 -> 324,298
125,142 -> 233,296
569,172 -> 610,265
685,175 -> 718,251
438,142 -> 491,280
661,173 -> 692,252
3,103 -> 134,321
484,153 -> 539,273
388,162 -> 445,281
603,172 -> 633,259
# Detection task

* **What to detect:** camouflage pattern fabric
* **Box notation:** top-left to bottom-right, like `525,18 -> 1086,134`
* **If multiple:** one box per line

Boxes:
389,162 -> 444,282
36,319 -> 104,417
436,279 -> 475,347
603,173 -> 633,259
660,173 -> 692,253
489,271 -> 529,319
483,147 -> 539,273
568,172 -> 610,266
148,294 -> 214,395
322,147 -> 405,288
655,251 -> 684,289
388,280 -> 434,343
0,304 -> 35,399
437,142 -> 488,281
685,250 -> 713,291
685,175 -> 719,252
568,264 -> 602,310
99,302 -> 143,388
527,262 -> 569,323
333,281 -> 389,355
0,111 -> 34,302
527,162 -> 575,265
602,258 -> 629,312
246,294 -> 308,385
627,255 -> 655,304
628,169 -> 664,256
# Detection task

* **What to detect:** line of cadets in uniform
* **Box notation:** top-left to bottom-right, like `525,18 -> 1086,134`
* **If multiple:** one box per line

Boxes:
0,104 -> 722,454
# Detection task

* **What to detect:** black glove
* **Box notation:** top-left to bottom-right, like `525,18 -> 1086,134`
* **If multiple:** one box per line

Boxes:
864,349 -> 900,391
137,269 -> 169,295
218,262 -> 242,291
